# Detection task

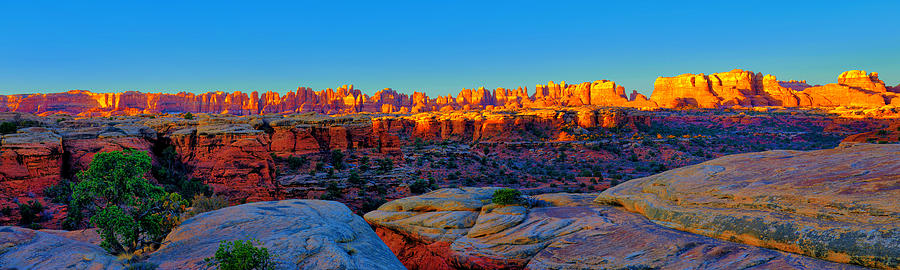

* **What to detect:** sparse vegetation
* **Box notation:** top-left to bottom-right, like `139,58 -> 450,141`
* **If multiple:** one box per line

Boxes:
205,239 -> 273,270
492,188 -> 522,205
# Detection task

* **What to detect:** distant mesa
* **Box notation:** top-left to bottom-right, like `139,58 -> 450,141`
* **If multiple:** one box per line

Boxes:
1,69 -> 896,117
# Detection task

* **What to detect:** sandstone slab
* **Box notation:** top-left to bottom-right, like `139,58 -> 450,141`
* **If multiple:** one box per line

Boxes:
147,199 -> 405,270
366,188 -> 860,269
596,143 -> 900,269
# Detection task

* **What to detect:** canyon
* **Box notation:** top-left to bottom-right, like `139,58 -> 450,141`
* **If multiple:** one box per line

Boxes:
1,69 -> 900,269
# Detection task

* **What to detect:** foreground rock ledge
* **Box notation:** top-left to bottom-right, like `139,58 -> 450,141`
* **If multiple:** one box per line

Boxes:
364,187 -> 861,269
596,143 -> 900,269
1,200 -> 405,270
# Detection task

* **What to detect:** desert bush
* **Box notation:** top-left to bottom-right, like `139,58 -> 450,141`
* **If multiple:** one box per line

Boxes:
320,182 -> 342,200
330,150 -> 345,170
183,194 -> 229,219
0,122 -> 15,134
409,179 -> 436,194
17,200 -> 44,226
492,188 -> 522,205
286,155 -> 307,170
205,239 -> 273,270
183,112 -> 193,120
347,171 -> 364,186
376,158 -> 393,173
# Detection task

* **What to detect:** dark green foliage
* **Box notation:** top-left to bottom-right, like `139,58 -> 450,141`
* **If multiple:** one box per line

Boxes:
205,239 -> 273,270
315,162 -> 324,172
126,262 -> 159,270
17,200 -> 44,226
69,149 -> 186,254
286,155 -> 307,170
409,179 -> 436,194
320,182 -> 342,200
877,130 -> 889,136
330,149 -> 345,170
492,188 -> 522,205
358,156 -> 370,171
348,170 -> 364,186
153,146 -> 212,200
360,197 -> 386,214
45,178 -> 75,204
376,158 -> 393,173
0,206 -> 12,216
183,112 -> 194,120
0,122 -> 16,134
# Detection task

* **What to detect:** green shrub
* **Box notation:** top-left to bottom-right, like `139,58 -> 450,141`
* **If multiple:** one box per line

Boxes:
330,150 -> 345,170
183,112 -> 194,120
409,179 -> 435,194
348,170 -> 364,186
205,239 -> 273,270
320,182 -> 342,200
286,156 -> 306,170
0,122 -> 16,134
376,158 -> 393,173
183,194 -> 229,219
492,188 -> 522,205
17,200 -> 44,226
69,149 -> 186,254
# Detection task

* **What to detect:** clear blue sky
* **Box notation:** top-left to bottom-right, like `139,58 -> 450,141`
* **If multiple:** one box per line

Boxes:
1,1 -> 898,96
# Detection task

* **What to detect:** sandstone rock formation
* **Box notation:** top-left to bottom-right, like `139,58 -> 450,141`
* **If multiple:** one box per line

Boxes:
365,187 -> 862,270
651,69 -> 899,109
0,127 -> 64,196
596,143 -> 900,269
0,226 -> 124,269
147,199 -> 404,269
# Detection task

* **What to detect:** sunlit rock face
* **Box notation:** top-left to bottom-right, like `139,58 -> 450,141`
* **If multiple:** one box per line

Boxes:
365,187 -> 863,270
2,69 -> 897,116
650,69 -> 899,109
596,143 -> 900,269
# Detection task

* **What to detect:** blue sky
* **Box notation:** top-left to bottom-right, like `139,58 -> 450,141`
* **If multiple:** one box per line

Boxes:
1,1 -> 898,96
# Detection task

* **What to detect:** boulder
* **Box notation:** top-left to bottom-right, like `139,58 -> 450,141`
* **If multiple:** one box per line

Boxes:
147,199 -> 405,270
596,143 -> 900,269
0,226 -> 124,269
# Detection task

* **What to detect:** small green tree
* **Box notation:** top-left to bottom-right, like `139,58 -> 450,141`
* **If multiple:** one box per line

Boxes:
376,158 -> 393,173
492,188 -> 522,205
206,239 -> 273,270
330,150 -> 345,170
69,149 -> 186,254
183,112 -> 194,120
348,170 -> 364,186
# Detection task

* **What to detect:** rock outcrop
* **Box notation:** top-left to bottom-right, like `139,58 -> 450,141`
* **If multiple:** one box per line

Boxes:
596,143 -> 900,269
651,69 -> 899,109
1,200 -> 405,269
0,127 -> 64,196
0,226 -> 123,269
147,199 -> 404,269
365,187 -> 863,270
